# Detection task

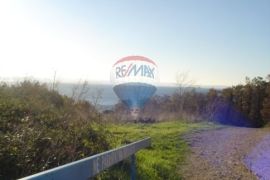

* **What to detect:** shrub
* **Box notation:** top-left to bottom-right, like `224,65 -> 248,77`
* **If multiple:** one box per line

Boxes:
0,80 -> 110,179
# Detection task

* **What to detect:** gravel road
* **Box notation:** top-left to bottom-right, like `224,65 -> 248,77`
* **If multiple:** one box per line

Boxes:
179,127 -> 270,180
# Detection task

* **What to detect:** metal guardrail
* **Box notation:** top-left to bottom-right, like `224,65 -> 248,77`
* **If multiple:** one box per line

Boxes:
19,137 -> 151,180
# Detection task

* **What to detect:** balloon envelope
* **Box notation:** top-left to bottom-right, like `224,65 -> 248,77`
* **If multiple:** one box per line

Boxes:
111,56 -> 159,116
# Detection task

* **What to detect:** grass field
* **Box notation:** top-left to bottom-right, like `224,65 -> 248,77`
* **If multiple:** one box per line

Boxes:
99,121 -> 217,180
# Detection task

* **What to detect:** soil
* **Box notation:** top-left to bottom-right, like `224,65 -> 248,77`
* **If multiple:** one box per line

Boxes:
179,127 -> 270,180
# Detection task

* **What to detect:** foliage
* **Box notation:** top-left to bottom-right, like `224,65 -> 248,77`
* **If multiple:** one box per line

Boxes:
261,82 -> 270,124
0,81 -> 110,179
212,76 -> 269,127
114,75 -> 270,127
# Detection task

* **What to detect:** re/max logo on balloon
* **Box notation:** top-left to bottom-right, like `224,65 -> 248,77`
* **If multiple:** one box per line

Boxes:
115,64 -> 155,79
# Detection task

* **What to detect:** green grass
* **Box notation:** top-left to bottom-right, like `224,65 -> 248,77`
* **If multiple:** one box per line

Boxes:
101,121 -> 218,180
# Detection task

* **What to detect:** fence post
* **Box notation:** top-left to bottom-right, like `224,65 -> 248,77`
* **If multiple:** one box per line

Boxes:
130,154 -> 136,180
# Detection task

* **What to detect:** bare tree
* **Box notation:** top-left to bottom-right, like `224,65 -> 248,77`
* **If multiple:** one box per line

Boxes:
71,80 -> 89,102
175,71 -> 195,95
90,88 -> 104,109
173,71 -> 195,115
50,70 -> 59,91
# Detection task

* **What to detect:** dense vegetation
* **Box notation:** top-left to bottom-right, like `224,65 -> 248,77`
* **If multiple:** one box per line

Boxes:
137,75 -> 270,127
0,81 -> 110,179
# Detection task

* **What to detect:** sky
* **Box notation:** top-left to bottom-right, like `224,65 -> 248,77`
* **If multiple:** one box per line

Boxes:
0,0 -> 269,86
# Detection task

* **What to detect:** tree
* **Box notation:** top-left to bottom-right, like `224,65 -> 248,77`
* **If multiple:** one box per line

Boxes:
172,72 -> 195,115
248,77 -> 267,126
261,82 -> 270,124
206,88 -> 220,121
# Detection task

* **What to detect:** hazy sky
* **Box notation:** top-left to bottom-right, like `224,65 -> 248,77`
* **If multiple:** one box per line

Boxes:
0,0 -> 269,86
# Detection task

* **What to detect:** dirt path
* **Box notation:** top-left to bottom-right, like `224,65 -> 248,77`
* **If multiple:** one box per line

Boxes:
179,127 -> 270,180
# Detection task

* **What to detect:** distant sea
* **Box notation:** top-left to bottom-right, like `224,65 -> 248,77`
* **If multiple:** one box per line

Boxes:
57,83 -> 211,110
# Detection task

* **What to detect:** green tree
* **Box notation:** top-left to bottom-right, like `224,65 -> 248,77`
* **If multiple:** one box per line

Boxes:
261,77 -> 270,124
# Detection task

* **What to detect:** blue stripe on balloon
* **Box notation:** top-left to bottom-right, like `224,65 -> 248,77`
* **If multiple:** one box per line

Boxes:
113,82 -> 156,109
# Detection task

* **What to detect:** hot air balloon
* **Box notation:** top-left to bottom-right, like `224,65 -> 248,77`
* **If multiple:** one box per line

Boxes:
111,56 -> 159,118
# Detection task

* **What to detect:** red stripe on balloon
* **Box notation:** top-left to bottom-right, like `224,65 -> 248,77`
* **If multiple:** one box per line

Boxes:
113,56 -> 156,66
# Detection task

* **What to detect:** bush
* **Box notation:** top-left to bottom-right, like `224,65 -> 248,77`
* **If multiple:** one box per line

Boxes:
0,81 -> 110,179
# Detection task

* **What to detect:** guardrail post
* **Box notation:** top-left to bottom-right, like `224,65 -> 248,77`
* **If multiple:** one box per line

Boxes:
130,154 -> 136,180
